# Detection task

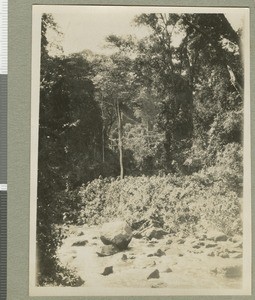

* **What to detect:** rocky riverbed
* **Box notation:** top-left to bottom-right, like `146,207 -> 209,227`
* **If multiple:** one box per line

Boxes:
57,222 -> 243,290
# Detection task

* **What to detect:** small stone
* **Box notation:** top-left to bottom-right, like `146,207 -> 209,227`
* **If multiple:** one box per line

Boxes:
129,255 -> 136,259
133,231 -> 143,239
143,261 -> 156,268
165,267 -> 173,273
207,251 -> 215,257
205,243 -> 217,248
207,231 -> 227,242
96,245 -> 119,257
234,242 -> 243,249
72,240 -> 88,246
154,249 -> 166,257
199,234 -> 207,240
223,265 -> 242,278
220,252 -> 229,258
101,266 -> 113,276
231,236 -> 241,243
232,253 -> 242,259
215,234 -> 228,242
211,268 -> 218,274
147,254 -> 154,257
177,238 -> 185,244
192,245 -> 200,249
77,231 -> 84,236
151,282 -> 167,288
144,227 -> 168,240
166,239 -> 173,245
147,269 -> 160,279
91,242 -> 97,246
179,253 -> 184,257
121,254 -> 128,261
92,236 -> 98,239
149,238 -> 159,244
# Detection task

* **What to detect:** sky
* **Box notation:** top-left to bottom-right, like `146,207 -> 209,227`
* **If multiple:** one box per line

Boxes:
40,5 -> 248,56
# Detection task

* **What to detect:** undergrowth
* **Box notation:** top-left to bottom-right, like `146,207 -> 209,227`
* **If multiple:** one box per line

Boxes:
78,170 -> 242,236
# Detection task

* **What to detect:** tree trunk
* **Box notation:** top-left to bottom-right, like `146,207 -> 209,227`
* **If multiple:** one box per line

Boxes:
102,125 -> 105,163
116,99 -> 124,179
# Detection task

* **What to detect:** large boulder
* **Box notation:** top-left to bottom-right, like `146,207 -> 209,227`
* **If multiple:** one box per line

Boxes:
100,221 -> 133,250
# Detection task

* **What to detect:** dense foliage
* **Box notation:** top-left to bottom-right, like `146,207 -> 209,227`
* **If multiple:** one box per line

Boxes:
36,12 -> 244,285
78,149 -> 242,236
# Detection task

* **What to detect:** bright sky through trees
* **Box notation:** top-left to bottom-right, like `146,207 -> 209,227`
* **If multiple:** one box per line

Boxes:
44,6 -> 246,56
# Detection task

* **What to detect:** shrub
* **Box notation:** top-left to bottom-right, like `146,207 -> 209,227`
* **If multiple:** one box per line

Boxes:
78,170 -> 242,236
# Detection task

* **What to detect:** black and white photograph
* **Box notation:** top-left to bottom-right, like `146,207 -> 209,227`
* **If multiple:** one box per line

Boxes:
29,5 -> 251,296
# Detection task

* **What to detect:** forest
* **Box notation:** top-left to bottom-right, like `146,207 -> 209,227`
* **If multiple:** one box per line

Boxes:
36,12 -> 244,286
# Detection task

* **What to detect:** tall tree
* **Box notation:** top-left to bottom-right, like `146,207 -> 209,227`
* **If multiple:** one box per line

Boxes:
37,14 -> 103,285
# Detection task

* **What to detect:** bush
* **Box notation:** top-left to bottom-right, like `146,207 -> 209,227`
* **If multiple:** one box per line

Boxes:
78,169 -> 242,236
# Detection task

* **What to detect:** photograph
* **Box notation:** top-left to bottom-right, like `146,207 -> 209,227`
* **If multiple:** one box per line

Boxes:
29,5 -> 251,296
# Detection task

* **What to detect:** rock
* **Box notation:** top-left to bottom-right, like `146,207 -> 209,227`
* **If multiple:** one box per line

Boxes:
147,269 -> 160,279
215,234 -> 228,242
228,249 -> 241,254
143,261 -> 156,268
223,265 -> 242,278
177,238 -> 185,244
100,221 -> 132,250
72,240 -> 88,246
101,266 -> 113,276
166,239 -> 173,245
164,267 -> 173,273
198,242 -> 205,246
210,268 -> 218,274
205,243 -> 217,248
207,231 -> 227,242
230,235 -> 242,243
234,242 -> 243,249
147,254 -> 154,257
121,254 -> 128,261
213,265 -> 242,278
151,282 -> 167,288
130,256 -> 136,259
133,231 -> 143,239
149,238 -> 159,244
96,245 -> 119,257
232,253 -> 242,259
92,236 -> 98,240
179,253 -> 184,257
77,231 -> 84,236
144,227 -> 168,240
207,251 -> 215,257
199,234 -> 207,241
154,249 -> 166,257
131,219 -> 147,230
220,252 -> 229,258
100,236 -> 112,245
192,245 -> 200,249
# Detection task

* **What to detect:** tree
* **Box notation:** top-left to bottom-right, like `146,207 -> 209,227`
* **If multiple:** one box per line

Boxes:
92,48 -> 139,179
131,13 -> 243,173
37,14 -> 103,285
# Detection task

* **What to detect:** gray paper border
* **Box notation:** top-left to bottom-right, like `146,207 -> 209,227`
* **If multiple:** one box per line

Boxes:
8,0 -> 255,299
